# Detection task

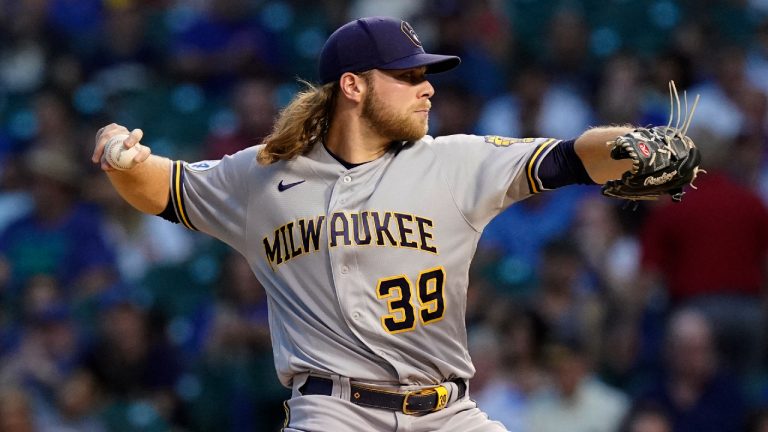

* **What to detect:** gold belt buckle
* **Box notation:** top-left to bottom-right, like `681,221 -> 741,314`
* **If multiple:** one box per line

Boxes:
402,385 -> 449,414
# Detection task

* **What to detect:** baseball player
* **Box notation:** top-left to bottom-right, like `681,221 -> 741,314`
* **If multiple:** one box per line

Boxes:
91,16 -> 700,432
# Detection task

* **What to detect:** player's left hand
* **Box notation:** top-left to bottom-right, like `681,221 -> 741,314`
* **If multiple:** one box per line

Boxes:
601,82 -> 704,202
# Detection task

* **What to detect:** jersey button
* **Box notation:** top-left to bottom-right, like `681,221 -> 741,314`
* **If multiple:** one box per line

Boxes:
343,175 -> 352,183
352,312 -> 361,320
341,265 -> 349,274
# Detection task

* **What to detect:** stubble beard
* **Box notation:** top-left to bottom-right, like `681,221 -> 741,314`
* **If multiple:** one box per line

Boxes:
361,85 -> 428,143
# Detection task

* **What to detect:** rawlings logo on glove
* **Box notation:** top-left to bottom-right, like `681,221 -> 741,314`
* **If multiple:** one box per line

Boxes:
601,81 -> 704,202
644,170 -> 678,186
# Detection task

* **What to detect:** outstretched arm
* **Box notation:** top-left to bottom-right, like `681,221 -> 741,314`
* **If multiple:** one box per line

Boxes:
574,126 -> 635,184
91,124 -> 171,215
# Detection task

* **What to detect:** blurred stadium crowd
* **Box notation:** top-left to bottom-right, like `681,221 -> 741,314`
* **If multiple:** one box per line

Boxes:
1,0 -> 768,431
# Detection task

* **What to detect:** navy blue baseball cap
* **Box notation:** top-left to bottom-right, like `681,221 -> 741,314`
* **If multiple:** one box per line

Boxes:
319,16 -> 461,84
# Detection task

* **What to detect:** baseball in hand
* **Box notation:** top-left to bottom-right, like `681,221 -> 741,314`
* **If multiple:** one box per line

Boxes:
104,133 -> 141,170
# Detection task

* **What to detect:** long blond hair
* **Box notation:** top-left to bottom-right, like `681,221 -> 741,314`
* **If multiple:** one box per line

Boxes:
257,80 -> 338,165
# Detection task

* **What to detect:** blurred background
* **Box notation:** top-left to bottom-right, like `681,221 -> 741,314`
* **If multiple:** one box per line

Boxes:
0,0 -> 768,431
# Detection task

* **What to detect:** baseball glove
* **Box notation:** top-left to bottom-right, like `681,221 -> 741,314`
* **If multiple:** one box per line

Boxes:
601,81 -> 704,202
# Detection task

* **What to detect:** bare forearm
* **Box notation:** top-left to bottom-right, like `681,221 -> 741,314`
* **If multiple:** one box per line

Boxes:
575,126 -> 634,184
106,154 -> 171,214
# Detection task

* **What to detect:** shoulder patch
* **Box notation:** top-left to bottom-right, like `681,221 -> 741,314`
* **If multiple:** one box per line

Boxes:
484,136 -> 535,147
187,160 -> 220,171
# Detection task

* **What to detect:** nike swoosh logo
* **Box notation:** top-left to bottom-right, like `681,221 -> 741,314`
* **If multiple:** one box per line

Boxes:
278,179 -> 306,192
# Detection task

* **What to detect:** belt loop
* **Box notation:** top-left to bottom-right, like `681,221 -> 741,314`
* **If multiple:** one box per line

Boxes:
329,374 -> 341,398
444,379 -> 468,404
292,373 -> 310,398
330,374 -> 352,401
443,381 -> 459,404
340,375 -> 352,401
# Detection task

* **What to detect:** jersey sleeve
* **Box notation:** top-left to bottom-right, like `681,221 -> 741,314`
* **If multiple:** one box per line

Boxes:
168,147 -> 258,253
428,134 -> 563,230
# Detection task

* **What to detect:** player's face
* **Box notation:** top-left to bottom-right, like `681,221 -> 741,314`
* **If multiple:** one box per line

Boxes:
361,67 -> 434,142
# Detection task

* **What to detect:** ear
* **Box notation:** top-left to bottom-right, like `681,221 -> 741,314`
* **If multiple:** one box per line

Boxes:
338,72 -> 367,103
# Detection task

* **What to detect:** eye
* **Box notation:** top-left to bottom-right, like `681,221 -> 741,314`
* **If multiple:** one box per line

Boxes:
399,70 -> 425,84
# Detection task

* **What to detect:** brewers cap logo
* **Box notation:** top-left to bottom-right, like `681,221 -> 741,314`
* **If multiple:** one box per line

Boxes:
401,21 -> 422,47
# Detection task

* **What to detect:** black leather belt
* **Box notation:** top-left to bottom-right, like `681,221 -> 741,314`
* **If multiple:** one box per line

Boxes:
299,376 -> 466,415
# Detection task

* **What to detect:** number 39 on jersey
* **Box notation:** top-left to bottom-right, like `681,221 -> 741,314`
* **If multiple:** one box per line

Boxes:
375,266 -> 446,334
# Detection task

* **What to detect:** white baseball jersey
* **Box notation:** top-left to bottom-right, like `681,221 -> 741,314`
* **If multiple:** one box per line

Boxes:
168,134 -> 560,387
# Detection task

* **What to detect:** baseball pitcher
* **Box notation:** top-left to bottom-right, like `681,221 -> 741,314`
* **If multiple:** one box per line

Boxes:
91,16 -> 701,432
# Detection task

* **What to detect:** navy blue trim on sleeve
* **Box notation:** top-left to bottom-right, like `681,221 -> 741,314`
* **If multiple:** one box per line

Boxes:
169,161 -> 199,231
156,196 -> 180,224
533,139 -> 596,191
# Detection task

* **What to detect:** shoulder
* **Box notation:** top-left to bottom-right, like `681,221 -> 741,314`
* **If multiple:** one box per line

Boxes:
426,134 -> 552,158
420,134 -> 490,148
186,145 -> 263,174
221,145 -> 262,165
397,135 -> 486,161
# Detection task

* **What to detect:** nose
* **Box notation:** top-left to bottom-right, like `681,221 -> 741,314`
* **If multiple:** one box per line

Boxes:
421,80 -> 435,99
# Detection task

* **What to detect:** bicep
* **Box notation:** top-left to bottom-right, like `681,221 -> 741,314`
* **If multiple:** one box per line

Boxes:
167,151 -> 256,252
431,135 -> 553,228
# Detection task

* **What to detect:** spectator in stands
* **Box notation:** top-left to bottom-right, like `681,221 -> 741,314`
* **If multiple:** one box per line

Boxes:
0,301 -> 86,428
0,0 -> 48,94
203,75 -> 279,159
638,127 -> 768,374
477,189 -> 590,295
747,406 -> 768,432
35,369 -> 106,432
85,3 -> 161,92
0,146 -> 117,306
428,83 -> 480,136
184,251 -> 285,431
30,92 -> 80,158
619,402 -> 673,432
633,308 -> 746,432
746,18 -> 768,96
83,289 -> 182,426
533,238 -> 604,360
689,47 -> 765,141
45,0 -> 104,57
86,172 -> 194,283
429,1 -> 511,99
0,140 -> 33,235
476,63 -> 594,140
166,0 -> 280,89
543,7 -> 593,92
639,50 -> 696,127
470,304 -> 549,432
528,334 -> 629,432
595,53 -> 644,125
572,194 -> 641,303
469,327 -> 517,429
200,252 -> 271,359
1,275 -> 60,358
0,387 -> 36,432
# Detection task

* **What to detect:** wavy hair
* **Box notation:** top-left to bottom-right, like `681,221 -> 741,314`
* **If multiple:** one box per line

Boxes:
257,80 -> 338,165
